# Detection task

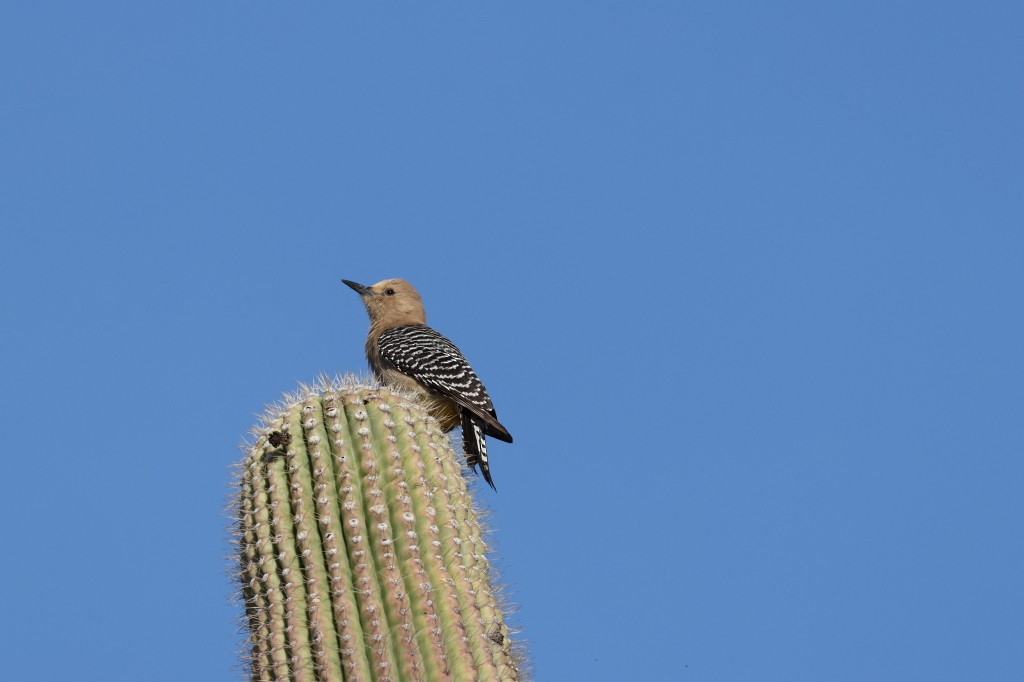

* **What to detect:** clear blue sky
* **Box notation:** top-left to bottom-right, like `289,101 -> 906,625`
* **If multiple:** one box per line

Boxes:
2,3 -> 1022,681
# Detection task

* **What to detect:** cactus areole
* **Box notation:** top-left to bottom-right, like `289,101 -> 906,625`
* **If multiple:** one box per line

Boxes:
235,379 -> 521,682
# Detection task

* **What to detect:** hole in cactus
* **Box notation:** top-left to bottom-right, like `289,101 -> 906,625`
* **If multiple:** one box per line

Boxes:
268,431 -> 292,448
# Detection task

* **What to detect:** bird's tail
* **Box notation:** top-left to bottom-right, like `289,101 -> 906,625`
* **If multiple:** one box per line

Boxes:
461,409 -> 496,491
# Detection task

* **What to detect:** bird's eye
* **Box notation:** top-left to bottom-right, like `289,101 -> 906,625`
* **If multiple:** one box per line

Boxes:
385,288 -> 395,296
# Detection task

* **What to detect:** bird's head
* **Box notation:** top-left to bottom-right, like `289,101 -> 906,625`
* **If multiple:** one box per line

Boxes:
342,278 -> 427,327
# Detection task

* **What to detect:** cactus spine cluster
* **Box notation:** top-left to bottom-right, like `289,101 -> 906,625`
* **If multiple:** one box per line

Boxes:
235,379 -> 520,681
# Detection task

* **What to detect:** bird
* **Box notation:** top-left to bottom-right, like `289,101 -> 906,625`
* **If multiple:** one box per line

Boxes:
341,278 -> 512,490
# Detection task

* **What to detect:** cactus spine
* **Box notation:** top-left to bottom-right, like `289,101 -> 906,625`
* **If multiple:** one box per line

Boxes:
235,379 -> 520,681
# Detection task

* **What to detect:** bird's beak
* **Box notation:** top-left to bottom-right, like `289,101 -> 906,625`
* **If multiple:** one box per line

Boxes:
342,279 -> 372,296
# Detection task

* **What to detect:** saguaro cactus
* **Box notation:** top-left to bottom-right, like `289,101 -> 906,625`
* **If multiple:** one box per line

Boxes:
234,378 -> 522,681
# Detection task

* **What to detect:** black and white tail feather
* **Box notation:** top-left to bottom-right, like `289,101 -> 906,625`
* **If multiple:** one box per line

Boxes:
461,410 -> 495,490
377,324 -> 512,490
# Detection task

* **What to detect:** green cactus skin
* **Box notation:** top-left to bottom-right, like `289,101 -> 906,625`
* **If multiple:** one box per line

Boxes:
235,379 -> 522,682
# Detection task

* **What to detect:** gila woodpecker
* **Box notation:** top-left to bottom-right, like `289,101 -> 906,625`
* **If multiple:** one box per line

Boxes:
342,278 -> 513,490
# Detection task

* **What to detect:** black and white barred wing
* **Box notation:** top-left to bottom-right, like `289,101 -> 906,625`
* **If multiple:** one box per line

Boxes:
377,324 -> 512,442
